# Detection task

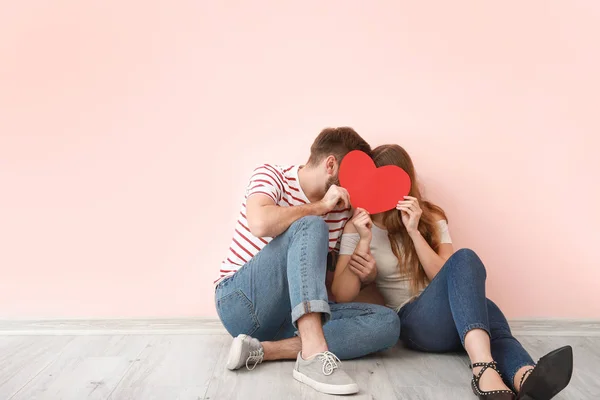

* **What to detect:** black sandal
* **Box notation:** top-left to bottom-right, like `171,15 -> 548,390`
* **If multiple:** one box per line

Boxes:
517,345 -> 573,400
471,361 -> 516,399
519,368 -> 534,390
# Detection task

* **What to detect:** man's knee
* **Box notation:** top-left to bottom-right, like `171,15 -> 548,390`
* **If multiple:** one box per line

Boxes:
290,216 -> 329,239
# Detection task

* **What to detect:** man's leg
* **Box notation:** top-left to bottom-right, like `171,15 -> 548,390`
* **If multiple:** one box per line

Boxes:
284,216 -> 331,357
215,217 -> 317,371
217,216 -> 359,394
276,217 -> 358,394
215,243 -> 292,342
258,302 -> 400,361
262,337 -> 302,360
215,217 -> 331,341
324,303 -> 400,359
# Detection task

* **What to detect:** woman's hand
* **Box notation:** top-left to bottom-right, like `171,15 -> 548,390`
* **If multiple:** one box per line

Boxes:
396,196 -> 422,235
351,208 -> 373,240
348,251 -> 377,284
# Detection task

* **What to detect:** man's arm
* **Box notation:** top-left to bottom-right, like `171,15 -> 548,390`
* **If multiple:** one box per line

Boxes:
246,194 -> 326,238
246,185 -> 350,238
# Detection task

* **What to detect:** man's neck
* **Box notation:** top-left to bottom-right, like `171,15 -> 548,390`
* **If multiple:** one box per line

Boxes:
297,165 -> 324,203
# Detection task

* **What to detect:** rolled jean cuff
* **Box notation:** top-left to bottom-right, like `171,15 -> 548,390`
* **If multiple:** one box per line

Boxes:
460,323 -> 491,346
291,300 -> 331,328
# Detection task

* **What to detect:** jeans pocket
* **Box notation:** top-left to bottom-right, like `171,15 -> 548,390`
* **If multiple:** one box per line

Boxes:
216,289 -> 260,337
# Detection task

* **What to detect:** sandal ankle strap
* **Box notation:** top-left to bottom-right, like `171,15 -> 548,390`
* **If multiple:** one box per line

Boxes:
470,360 -> 516,397
470,360 -> 502,383
519,367 -> 535,389
470,361 -> 498,369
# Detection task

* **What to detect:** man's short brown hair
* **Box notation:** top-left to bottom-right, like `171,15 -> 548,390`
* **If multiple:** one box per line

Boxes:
307,127 -> 371,166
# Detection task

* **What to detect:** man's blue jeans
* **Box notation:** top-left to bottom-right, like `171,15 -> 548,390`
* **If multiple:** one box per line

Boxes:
398,248 -> 534,390
215,216 -> 400,360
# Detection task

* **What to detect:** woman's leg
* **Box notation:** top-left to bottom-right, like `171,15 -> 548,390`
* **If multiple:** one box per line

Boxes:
486,299 -> 535,390
401,248 -> 572,397
399,248 -> 511,392
489,297 -> 574,397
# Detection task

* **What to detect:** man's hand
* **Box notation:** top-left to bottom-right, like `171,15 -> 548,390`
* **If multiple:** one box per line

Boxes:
319,185 -> 350,214
348,251 -> 377,284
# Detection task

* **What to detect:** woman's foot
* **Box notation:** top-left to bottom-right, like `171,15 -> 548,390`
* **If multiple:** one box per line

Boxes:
473,363 -> 511,392
514,366 -> 534,392
471,361 -> 515,399
516,346 -> 573,400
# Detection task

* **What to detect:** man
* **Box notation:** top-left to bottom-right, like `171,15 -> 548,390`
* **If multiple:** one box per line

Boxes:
215,127 -> 400,395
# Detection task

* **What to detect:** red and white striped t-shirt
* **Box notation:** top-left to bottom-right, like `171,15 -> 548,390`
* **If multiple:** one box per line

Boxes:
217,164 -> 351,284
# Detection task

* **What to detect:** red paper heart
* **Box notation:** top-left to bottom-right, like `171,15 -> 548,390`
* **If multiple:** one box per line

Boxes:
339,150 -> 411,214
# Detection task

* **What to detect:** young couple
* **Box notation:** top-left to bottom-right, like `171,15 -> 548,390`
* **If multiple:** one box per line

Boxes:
214,127 -> 573,399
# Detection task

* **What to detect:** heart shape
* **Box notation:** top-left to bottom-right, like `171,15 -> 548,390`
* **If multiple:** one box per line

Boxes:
339,150 -> 411,214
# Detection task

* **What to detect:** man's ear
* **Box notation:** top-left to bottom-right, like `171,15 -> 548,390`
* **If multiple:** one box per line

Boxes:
325,155 -> 337,176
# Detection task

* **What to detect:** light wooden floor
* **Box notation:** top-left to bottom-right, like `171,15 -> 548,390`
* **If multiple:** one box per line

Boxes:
1,333 -> 599,400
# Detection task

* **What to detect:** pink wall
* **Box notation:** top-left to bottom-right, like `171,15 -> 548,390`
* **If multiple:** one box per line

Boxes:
1,1 -> 599,319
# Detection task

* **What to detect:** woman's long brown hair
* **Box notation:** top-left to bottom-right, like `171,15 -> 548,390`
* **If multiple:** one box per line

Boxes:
372,144 -> 447,295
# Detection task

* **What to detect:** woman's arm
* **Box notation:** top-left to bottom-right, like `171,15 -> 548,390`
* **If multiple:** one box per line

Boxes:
331,210 -> 376,303
331,235 -> 369,302
397,196 -> 454,281
409,229 -> 453,280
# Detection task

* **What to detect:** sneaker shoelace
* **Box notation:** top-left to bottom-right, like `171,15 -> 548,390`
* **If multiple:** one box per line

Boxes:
318,351 -> 341,376
245,347 -> 264,370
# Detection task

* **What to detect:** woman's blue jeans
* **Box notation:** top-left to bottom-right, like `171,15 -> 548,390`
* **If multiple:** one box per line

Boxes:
398,248 -> 534,390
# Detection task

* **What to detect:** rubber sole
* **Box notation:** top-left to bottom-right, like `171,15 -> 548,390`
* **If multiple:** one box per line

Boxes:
518,345 -> 573,400
293,369 -> 359,395
226,334 -> 246,370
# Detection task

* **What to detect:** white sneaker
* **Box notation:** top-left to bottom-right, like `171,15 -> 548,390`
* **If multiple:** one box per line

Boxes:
292,351 -> 359,395
226,334 -> 264,371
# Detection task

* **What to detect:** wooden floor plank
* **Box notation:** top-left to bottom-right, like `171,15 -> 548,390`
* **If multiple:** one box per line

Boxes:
2,333 -> 597,400
391,386 -> 474,399
107,334 -> 226,400
295,354 -> 397,400
339,354 -> 397,400
378,343 -> 472,389
204,335 -> 300,400
10,335 -> 151,400
0,336 -> 74,400
518,335 -> 600,400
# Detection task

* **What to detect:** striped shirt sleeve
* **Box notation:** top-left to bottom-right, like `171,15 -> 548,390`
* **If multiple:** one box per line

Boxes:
245,165 -> 282,203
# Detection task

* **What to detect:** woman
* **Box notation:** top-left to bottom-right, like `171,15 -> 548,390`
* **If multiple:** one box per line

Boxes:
331,144 -> 573,400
